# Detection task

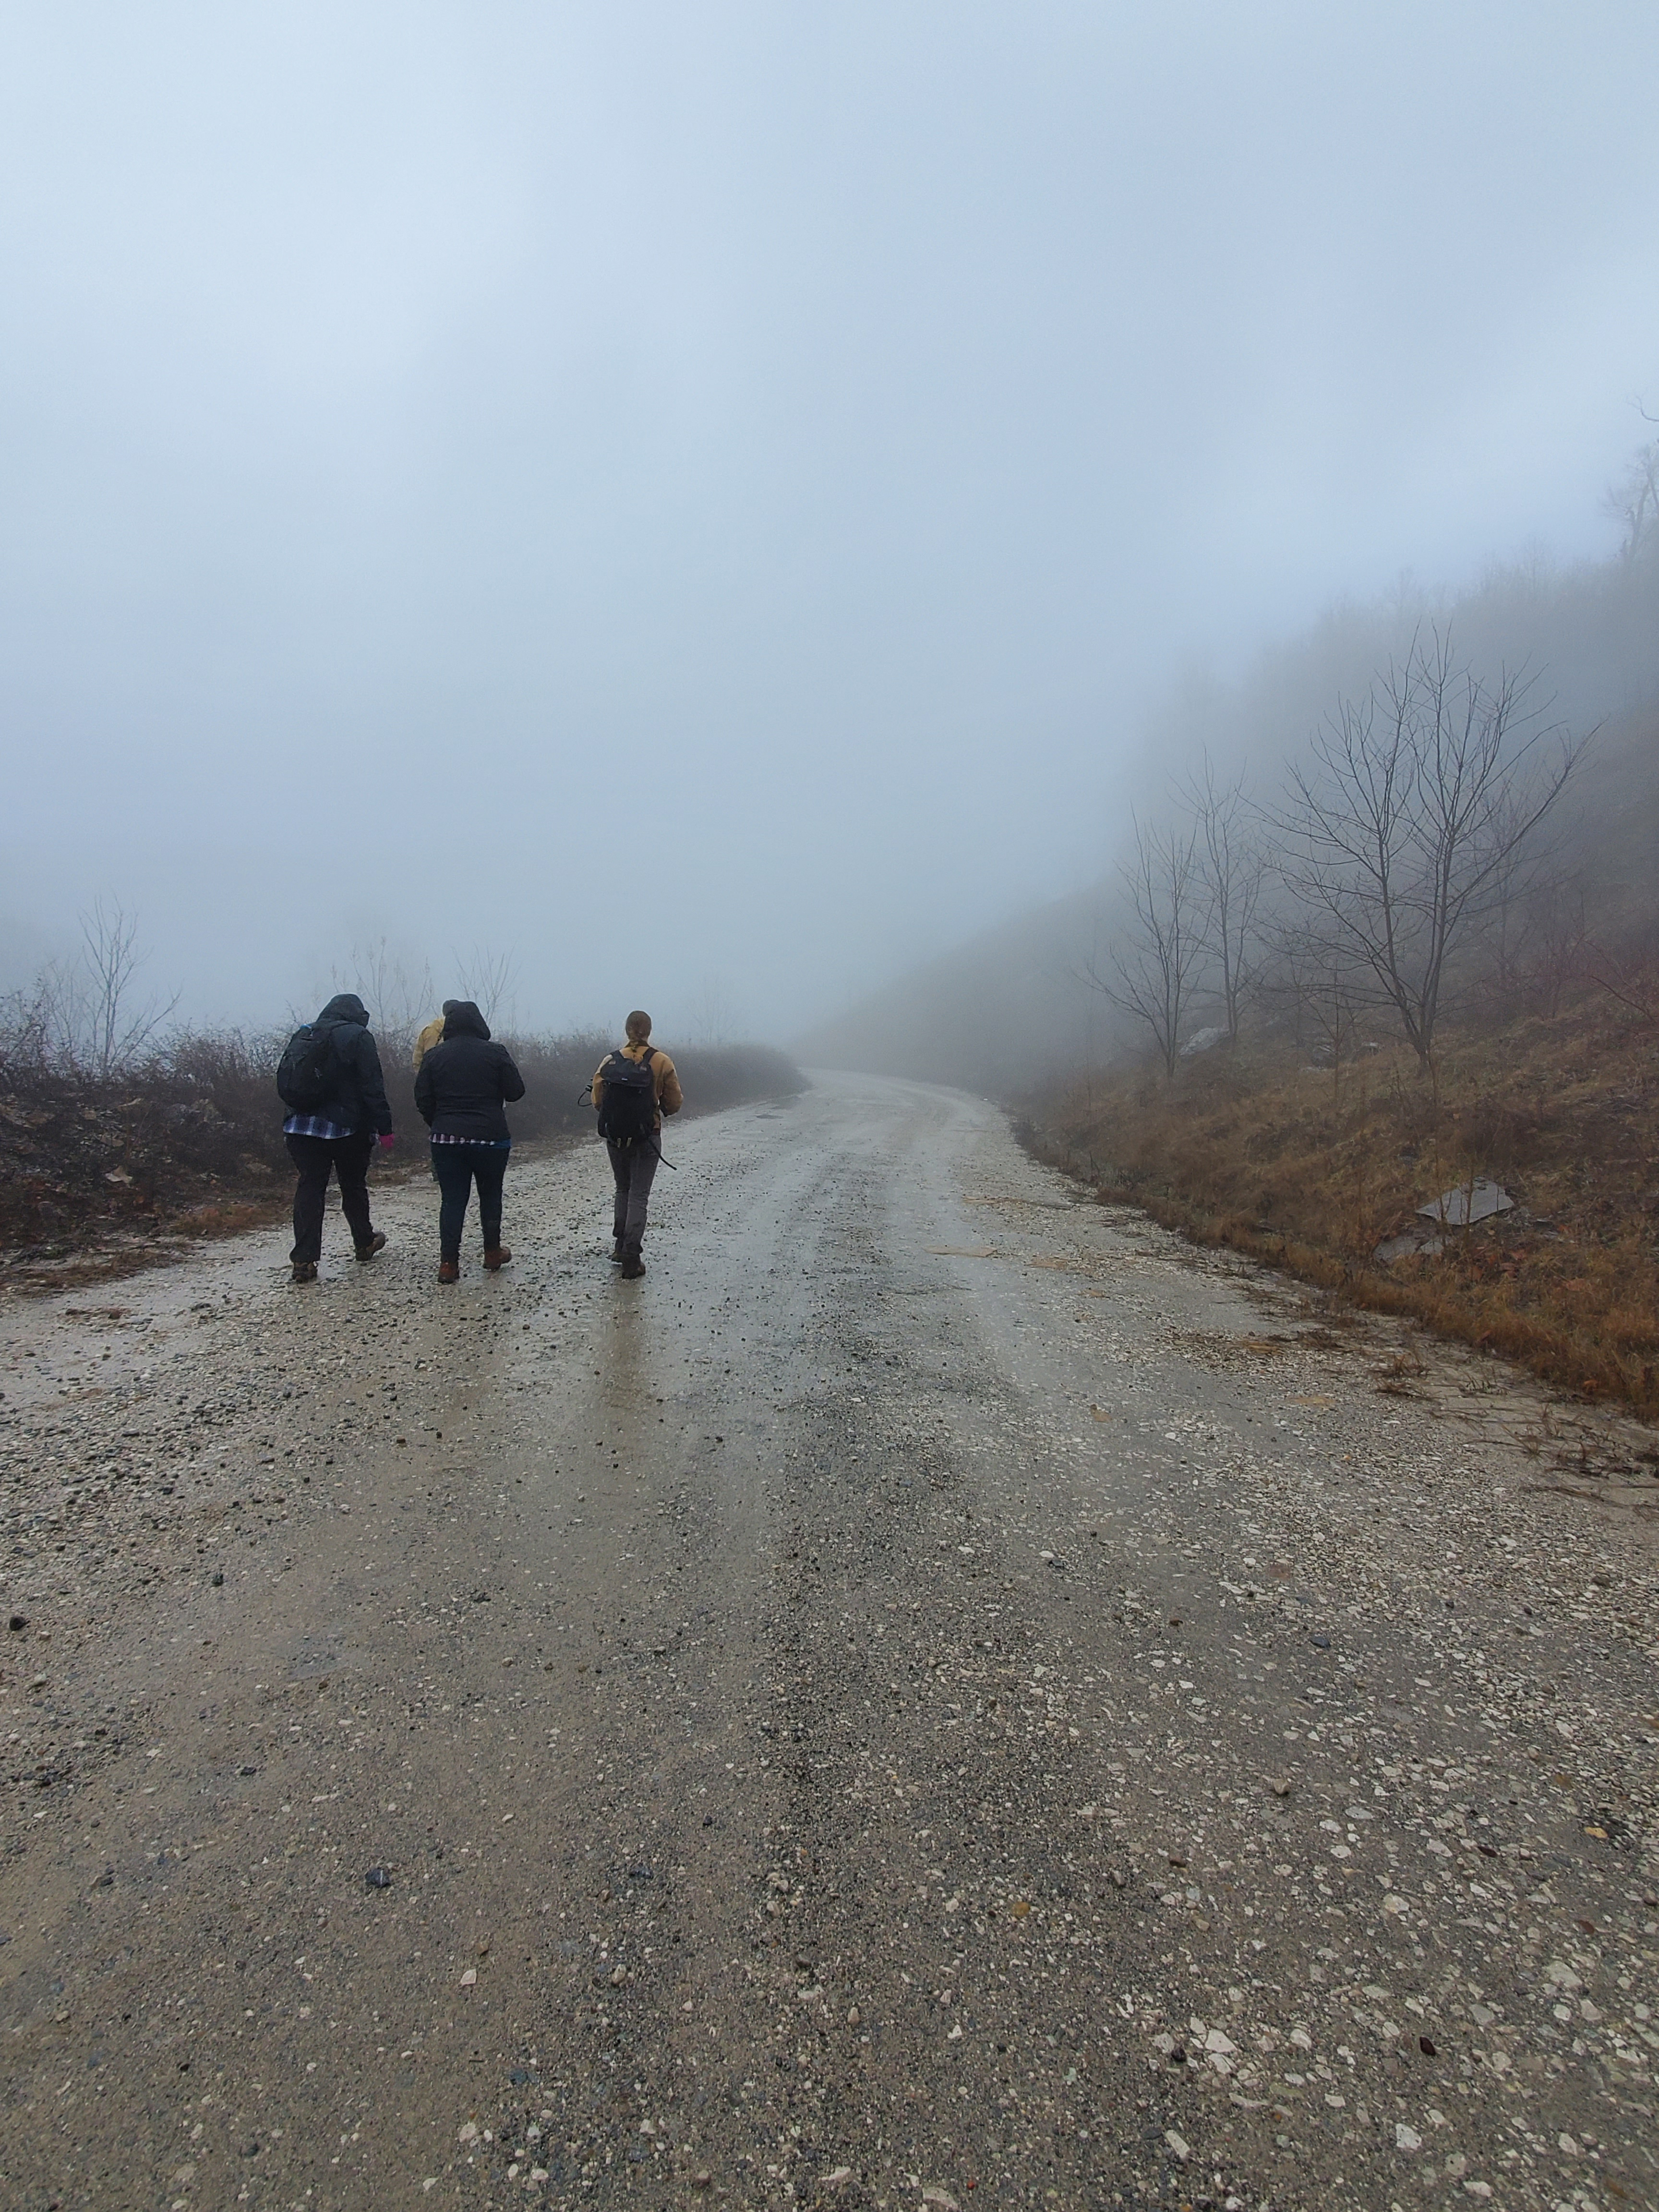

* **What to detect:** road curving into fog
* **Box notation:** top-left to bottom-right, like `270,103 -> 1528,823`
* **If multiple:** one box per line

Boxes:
2,1072 -> 1655,2210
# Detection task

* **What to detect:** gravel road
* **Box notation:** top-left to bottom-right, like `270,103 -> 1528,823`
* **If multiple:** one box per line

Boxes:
2,1073 -> 1656,2212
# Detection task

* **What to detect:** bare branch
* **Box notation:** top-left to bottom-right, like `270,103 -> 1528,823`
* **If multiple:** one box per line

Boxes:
1268,628 -> 1587,1068
333,939 -> 435,1058
1604,412 -> 1659,564
1178,750 -> 1264,1041
1083,815 -> 1205,1077
77,900 -> 179,1078
454,945 -> 519,1027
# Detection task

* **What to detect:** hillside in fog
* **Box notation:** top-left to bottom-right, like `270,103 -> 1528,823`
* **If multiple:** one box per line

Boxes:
799,518 -> 1659,1089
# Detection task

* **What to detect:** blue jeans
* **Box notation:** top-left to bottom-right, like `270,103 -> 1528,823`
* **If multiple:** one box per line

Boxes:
430,1143 -> 509,1261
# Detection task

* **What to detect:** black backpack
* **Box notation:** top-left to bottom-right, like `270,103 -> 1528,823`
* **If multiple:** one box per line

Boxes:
276,1023 -> 338,1112
595,1049 -> 658,1146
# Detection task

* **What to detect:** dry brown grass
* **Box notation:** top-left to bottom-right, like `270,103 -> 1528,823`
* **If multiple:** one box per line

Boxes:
1029,985 -> 1659,1418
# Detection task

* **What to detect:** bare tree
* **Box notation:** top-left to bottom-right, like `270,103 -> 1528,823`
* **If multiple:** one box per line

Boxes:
0,906 -> 177,1079
1479,781 -> 1575,1001
454,945 -> 518,1028
689,975 -> 737,1046
1603,407 -> 1659,565
332,938 -> 435,1059
1271,926 -> 1363,1104
0,968 -> 68,1073
79,900 -> 178,1078
1085,815 -> 1205,1077
1272,629 -> 1585,1070
1179,751 -> 1263,1041
1582,930 -> 1659,1028
1521,875 -> 1589,1018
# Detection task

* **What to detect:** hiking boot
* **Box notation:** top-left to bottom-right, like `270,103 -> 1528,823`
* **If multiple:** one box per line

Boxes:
483,1245 -> 512,1271
610,1237 -> 625,1263
620,1258 -> 645,1280
354,1232 -> 387,1262
291,1260 -> 318,1285
438,1259 -> 460,1284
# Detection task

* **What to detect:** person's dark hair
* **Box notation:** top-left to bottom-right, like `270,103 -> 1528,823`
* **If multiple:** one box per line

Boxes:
625,1010 -> 652,1043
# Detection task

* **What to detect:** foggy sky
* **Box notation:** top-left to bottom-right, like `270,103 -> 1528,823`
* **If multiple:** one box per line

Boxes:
3,2 -> 1658,1041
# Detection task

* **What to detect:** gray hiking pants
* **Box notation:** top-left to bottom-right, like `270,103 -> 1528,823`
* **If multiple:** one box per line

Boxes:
607,1137 -> 660,1259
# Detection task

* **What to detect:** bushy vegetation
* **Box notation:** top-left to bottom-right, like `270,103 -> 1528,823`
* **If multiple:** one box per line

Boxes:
0,1027 -> 293,1257
0,1008 -> 806,1272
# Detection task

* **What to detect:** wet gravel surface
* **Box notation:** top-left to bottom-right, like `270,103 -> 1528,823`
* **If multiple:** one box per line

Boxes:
1,1073 -> 1656,2212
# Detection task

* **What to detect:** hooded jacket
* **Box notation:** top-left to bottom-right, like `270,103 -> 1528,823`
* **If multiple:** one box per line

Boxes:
414,1000 -> 527,1142
307,994 -> 394,1137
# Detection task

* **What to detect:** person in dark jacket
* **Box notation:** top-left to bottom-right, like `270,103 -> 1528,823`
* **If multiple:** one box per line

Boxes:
282,992 -> 395,1285
413,999 -> 526,1282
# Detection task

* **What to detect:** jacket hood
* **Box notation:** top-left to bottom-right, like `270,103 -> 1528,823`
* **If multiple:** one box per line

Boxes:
318,993 -> 370,1027
442,998 -> 492,1041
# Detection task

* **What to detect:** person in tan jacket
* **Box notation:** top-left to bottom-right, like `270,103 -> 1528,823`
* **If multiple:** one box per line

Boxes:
591,1011 -> 683,1278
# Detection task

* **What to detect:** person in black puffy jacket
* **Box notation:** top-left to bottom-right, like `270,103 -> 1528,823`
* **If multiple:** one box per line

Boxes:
413,1000 -> 526,1282
281,992 -> 396,1284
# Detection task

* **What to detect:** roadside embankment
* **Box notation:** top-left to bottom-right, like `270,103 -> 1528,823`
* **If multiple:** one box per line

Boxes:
1022,990 -> 1659,1419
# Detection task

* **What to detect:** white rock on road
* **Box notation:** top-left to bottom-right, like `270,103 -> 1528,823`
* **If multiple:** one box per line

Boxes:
0,1071 -> 1655,2210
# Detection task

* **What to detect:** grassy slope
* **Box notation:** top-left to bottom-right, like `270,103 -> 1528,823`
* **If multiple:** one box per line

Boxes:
1029,989 -> 1659,1418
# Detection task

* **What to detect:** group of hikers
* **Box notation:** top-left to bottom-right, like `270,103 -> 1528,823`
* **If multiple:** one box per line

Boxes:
276,996 -> 681,1285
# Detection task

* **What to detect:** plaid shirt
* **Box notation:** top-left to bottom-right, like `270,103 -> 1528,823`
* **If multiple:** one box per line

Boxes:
283,1114 -> 356,1140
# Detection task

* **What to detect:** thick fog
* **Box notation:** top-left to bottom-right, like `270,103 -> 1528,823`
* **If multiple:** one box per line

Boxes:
3,3 -> 1658,1042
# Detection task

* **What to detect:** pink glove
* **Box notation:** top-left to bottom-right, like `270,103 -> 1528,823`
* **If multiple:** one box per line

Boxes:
378,1133 -> 396,1150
